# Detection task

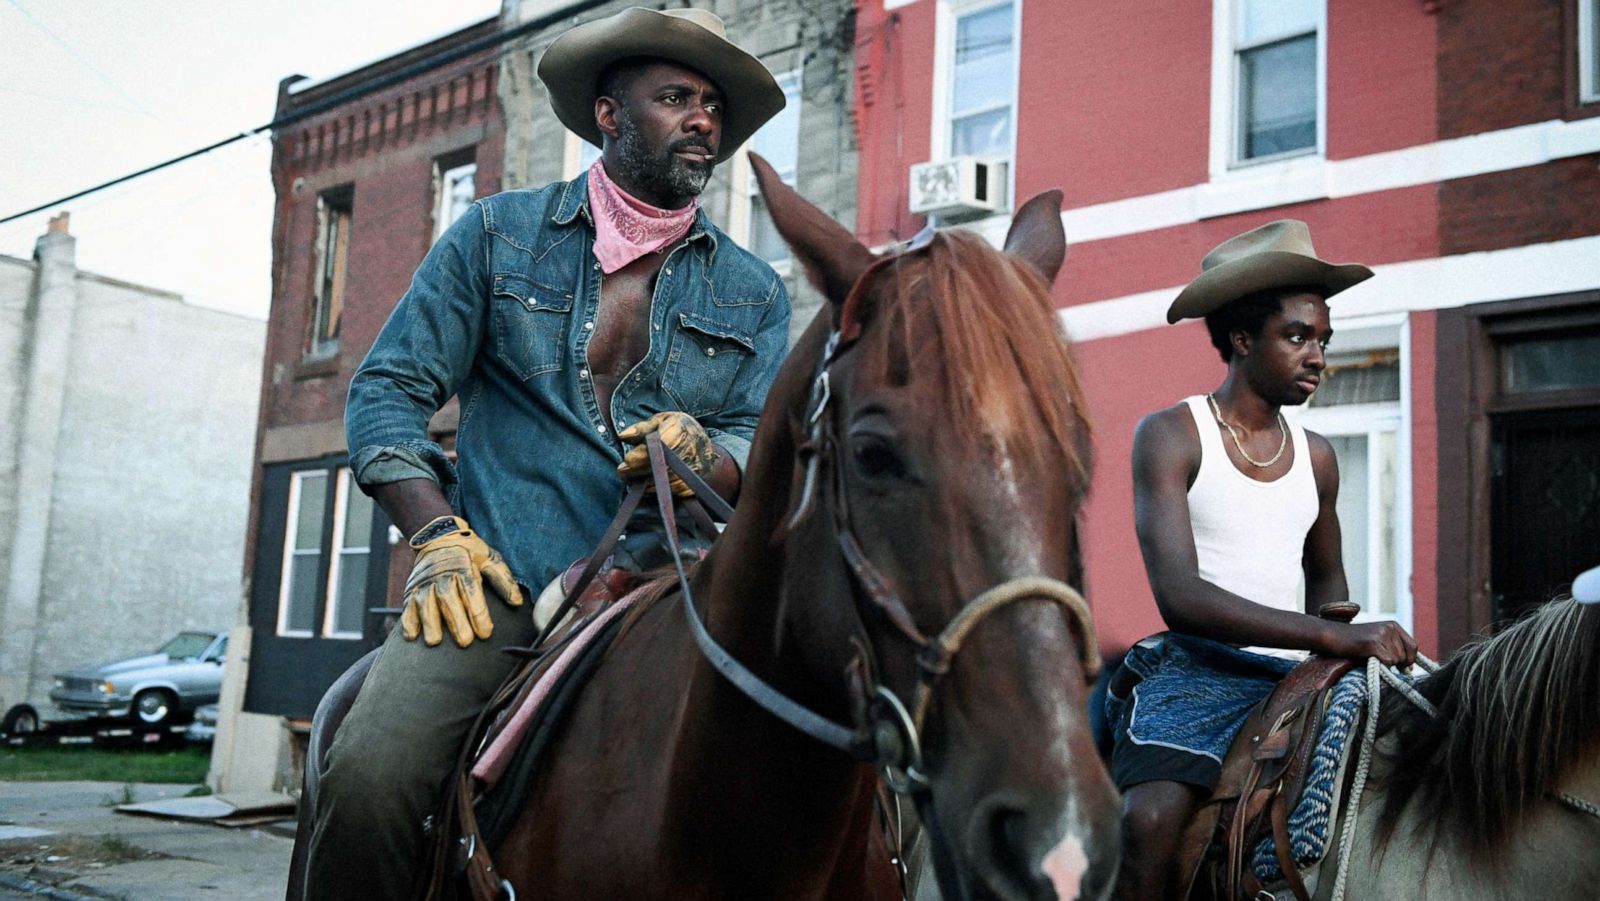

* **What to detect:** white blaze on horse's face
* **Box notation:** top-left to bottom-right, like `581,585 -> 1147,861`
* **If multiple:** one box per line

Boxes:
988,435 -> 1046,577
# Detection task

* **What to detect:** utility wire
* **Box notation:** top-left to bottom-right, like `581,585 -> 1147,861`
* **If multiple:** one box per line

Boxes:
0,0 -> 614,226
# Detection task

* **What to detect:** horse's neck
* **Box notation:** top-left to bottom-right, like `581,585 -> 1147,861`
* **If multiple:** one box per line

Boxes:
650,316 -> 881,885
1330,757 -> 1600,900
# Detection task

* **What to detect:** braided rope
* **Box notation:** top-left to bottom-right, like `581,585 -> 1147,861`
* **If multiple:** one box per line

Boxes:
1329,654 -> 1438,901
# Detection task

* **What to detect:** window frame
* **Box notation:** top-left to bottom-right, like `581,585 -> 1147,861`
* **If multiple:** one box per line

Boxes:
274,463 -> 378,641
275,469 -> 328,638
320,469 -> 371,640
1291,314 -> 1413,633
1210,0 -> 1327,175
309,187 -> 353,357
1581,0 -> 1600,104
562,130 -> 602,180
931,0 -> 1021,206
432,155 -> 478,242
730,67 -> 803,272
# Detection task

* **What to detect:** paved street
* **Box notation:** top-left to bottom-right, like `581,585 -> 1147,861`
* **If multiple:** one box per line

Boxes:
0,782 -> 292,901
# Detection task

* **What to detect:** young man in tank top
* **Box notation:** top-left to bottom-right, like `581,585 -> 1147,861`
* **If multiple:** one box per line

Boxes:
1106,220 -> 1418,900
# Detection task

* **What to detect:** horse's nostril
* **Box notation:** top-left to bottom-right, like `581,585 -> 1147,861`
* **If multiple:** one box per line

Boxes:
968,798 -> 1042,901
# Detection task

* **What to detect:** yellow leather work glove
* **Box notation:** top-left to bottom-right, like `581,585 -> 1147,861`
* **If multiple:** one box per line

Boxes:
616,411 -> 720,498
400,516 -> 524,648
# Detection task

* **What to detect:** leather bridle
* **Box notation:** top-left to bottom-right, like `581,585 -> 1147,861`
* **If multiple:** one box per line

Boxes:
647,240 -> 1101,899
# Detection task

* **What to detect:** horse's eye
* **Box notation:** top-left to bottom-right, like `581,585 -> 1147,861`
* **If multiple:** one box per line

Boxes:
853,438 -> 908,481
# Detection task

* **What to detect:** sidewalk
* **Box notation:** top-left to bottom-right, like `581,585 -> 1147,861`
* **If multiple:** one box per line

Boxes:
0,782 -> 292,901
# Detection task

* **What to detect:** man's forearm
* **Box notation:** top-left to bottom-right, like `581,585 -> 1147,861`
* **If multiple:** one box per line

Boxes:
709,445 -> 741,503
370,478 -> 456,540
1156,577 -> 1339,653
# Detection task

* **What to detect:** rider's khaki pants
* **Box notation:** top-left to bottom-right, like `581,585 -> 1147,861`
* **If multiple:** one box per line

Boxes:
303,595 -> 539,901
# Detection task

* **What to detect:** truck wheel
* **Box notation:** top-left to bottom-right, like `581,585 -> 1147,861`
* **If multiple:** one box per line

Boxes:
133,690 -> 176,726
2,703 -> 39,734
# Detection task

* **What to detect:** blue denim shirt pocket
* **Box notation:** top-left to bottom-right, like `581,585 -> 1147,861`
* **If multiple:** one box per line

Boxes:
663,310 -> 756,417
490,271 -> 573,379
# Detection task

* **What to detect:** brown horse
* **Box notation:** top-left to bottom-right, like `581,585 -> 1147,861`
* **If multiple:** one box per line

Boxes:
486,161 -> 1118,900
293,161 -> 1121,900
1255,596 -> 1600,899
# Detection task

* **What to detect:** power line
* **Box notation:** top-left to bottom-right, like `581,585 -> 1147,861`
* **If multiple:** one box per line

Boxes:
0,0 -> 614,226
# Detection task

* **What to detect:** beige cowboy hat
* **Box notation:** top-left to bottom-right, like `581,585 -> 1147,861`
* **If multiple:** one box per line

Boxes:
1166,219 -> 1374,323
537,7 -> 785,161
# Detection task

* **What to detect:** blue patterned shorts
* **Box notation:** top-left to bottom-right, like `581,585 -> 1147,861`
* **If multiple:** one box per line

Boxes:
1104,633 -> 1298,791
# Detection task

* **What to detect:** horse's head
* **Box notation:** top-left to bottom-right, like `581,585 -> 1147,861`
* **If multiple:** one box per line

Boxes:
751,156 -> 1119,901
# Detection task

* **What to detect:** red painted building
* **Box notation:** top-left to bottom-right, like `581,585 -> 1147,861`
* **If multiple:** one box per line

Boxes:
853,0 -> 1600,656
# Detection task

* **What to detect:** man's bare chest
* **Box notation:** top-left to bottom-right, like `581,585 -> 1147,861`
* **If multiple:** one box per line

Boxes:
587,255 -> 663,402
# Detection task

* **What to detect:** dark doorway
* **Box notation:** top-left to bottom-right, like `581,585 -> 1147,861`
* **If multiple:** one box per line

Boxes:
1490,407 -> 1600,626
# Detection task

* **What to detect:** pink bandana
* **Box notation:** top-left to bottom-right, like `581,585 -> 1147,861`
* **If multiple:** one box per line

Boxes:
586,160 -> 697,274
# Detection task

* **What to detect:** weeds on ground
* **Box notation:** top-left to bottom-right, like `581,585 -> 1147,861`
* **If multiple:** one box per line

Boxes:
99,784 -> 137,807
0,745 -> 209,783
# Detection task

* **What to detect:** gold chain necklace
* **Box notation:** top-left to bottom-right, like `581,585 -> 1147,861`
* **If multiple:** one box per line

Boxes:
1207,393 -> 1287,468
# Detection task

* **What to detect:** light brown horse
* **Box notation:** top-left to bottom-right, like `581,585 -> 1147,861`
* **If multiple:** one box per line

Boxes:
479,162 -> 1120,900
1274,596 -> 1600,899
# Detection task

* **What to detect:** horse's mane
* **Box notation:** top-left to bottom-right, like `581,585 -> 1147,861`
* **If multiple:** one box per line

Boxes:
865,230 -> 1091,483
1374,597 -> 1600,861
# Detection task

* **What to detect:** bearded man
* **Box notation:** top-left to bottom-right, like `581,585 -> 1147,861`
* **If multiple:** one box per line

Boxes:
301,9 -> 789,898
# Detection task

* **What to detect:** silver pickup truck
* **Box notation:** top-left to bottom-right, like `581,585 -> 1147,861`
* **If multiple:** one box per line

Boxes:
49,631 -> 227,726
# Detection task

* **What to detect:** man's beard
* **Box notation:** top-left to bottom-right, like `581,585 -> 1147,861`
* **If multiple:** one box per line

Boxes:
613,106 -> 715,203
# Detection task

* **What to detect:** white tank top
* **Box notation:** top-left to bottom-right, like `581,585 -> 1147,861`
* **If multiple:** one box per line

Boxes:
1184,395 -> 1318,658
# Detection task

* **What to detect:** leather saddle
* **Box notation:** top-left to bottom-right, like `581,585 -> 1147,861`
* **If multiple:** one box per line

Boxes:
1178,603 -> 1361,901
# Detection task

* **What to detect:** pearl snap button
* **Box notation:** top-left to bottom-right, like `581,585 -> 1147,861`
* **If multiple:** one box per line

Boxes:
584,321 -> 594,330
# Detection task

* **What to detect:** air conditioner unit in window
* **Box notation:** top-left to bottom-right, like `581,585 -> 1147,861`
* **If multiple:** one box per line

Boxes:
908,156 -> 1006,217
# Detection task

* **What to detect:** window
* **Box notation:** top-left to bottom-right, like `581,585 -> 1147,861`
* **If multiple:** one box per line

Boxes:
276,465 -> 376,639
311,188 -> 352,356
745,70 -> 802,264
1297,330 -> 1411,632
1499,330 -> 1600,393
278,470 -> 328,637
324,470 -> 374,639
1232,0 -> 1322,164
563,131 -> 602,179
945,1 -> 1016,161
433,158 -> 477,241
1583,0 -> 1600,103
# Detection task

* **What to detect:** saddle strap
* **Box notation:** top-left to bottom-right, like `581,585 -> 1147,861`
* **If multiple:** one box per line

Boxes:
1270,792 -> 1312,901
456,771 -> 505,901
1224,762 -> 1268,900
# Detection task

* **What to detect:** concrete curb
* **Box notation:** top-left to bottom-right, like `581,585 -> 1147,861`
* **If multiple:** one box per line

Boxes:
0,869 -> 119,901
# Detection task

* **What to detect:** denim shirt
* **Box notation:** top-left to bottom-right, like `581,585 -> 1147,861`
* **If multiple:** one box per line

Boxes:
346,172 -> 790,589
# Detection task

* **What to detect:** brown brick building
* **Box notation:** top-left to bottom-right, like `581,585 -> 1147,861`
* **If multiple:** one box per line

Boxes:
213,16 -> 505,792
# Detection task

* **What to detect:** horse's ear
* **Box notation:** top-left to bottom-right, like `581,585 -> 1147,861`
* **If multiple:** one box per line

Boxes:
1002,190 -> 1067,284
750,152 -> 875,307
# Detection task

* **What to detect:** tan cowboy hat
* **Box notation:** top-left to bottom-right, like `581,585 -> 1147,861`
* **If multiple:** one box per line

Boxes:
537,7 -> 785,161
1166,219 -> 1374,323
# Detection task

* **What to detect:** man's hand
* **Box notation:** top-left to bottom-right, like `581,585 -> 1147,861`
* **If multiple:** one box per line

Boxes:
1328,621 -> 1417,668
400,516 -> 524,647
617,412 -> 719,497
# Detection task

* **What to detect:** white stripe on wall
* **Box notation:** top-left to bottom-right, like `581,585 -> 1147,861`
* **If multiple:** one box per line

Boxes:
1060,234 -> 1600,343
963,116 -> 1600,247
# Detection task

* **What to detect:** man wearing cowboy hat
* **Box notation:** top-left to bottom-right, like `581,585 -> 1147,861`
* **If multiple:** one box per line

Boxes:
1102,220 -> 1419,899
303,8 -> 790,897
